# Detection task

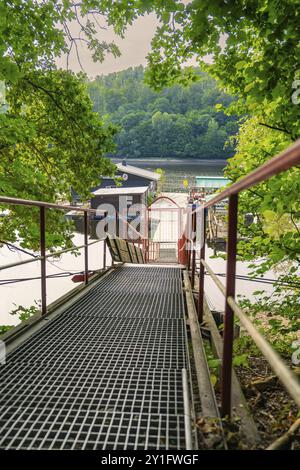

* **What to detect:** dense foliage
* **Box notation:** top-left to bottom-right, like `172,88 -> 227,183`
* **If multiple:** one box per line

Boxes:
0,1 -> 118,250
88,66 -> 238,159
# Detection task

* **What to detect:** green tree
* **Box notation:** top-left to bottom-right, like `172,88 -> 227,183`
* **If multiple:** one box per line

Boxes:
88,66 -> 237,159
1,70 -> 116,250
0,1 -> 120,249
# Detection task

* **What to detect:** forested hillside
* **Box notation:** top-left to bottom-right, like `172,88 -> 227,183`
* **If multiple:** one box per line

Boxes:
88,66 -> 238,159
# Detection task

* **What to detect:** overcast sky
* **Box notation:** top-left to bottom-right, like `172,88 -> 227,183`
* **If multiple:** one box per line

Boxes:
56,10 -> 207,79
56,13 -> 161,78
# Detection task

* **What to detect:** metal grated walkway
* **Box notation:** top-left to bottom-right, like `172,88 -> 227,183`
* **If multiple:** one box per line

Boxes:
0,266 -> 191,450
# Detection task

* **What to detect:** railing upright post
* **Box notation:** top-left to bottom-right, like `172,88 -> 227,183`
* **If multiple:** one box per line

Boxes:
116,210 -> 119,237
197,207 -> 206,323
103,239 -> 106,270
221,194 -> 238,418
178,207 -> 182,263
147,206 -> 150,263
187,207 -> 192,271
84,211 -> 89,284
40,206 -> 47,315
191,208 -> 196,289
103,211 -> 107,269
146,238 -> 149,263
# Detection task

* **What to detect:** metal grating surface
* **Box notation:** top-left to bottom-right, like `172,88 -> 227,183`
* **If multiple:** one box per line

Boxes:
0,368 -> 184,415
0,409 -> 185,450
0,266 -> 189,450
157,248 -> 178,263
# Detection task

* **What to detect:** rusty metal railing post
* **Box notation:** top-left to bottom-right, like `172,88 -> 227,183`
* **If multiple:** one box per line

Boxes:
191,208 -> 196,289
103,211 -> 107,269
40,206 -> 47,315
197,207 -> 206,323
147,205 -> 150,263
221,194 -> 238,418
187,207 -> 192,271
103,239 -> 106,269
84,211 -> 89,284
178,207 -> 182,263
146,238 -> 149,263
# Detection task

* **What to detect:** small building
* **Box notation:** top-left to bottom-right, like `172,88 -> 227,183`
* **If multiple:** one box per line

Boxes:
71,161 -> 160,206
195,176 -> 229,190
90,186 -> 149,238
92,161 -> 161,194
91,186 -> 149,213
190,175 -> 229,204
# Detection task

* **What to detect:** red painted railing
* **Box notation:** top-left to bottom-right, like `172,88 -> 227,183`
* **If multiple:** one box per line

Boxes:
0,197 -> 107,315
189,139 -> 300,417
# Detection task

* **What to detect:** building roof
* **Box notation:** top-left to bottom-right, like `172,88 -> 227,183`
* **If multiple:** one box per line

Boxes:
195,176 -> 228,180
92,186 -> 149,196
116,163 -> 161,181
195,175 -> 229,189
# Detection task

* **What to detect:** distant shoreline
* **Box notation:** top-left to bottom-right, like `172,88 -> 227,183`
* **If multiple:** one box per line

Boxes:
111,158 -> 227,165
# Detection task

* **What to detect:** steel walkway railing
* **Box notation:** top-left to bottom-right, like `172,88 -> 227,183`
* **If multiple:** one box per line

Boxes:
187,139 -> 300,418
0,197 -> 107,315
0,266 -> 192,450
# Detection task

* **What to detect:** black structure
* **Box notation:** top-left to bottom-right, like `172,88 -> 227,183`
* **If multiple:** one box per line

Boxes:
91,186 -> 148,213
92,161 -> 161,193
89,186 -> 147,238
71,162 -> 160,213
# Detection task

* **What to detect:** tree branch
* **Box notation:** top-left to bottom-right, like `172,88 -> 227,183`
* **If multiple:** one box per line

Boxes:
258,122 -> 292,135
290,213 -> 300,237
267,418 -> 300,450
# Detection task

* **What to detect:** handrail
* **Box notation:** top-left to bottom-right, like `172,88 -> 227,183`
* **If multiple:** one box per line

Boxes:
0,195 -> 102,213
0,194 -> 146,315
191,139 -> 300,418
44,238 -> 104,259
227,297 -> 300,408
117,210 -> 143,239
201,258 -> 300,408
0,195 -> 109,314
200,259 -> 226,295
0,256 -> 43,271
0,238 -> 104,272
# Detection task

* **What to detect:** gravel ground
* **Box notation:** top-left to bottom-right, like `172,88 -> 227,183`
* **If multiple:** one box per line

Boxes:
235,356 -> 300,449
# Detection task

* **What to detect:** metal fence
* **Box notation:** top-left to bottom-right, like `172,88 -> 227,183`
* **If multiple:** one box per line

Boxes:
0,197 -> 107,315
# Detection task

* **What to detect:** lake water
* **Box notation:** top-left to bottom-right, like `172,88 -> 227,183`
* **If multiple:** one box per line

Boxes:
115,158 -> 226,192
